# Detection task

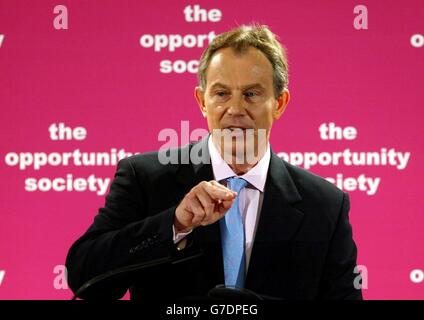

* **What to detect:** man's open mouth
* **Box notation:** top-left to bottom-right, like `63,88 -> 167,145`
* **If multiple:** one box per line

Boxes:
224,127 -> 251,131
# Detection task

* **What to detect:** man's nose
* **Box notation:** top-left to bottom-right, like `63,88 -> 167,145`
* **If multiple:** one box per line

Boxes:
227,94 -> 246,115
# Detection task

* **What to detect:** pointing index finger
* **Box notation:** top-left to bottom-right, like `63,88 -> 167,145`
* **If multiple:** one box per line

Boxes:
204,181 -> 236,201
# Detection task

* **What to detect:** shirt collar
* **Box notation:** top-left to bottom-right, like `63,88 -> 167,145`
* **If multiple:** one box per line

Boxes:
207,134 -> 271,192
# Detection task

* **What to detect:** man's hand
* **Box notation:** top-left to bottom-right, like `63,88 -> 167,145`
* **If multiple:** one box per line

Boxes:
174,180 -> 237,233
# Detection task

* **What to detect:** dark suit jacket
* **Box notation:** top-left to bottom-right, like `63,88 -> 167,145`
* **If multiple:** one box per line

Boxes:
66,134 -> 362,300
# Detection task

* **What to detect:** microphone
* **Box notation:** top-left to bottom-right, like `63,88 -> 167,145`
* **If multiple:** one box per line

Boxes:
207,284 -> 265,300
71,251 -> 203,300
207,284 -> 284,301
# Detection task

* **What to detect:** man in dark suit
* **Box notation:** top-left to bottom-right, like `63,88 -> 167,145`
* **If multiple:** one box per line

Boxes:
66,24 -> 362,300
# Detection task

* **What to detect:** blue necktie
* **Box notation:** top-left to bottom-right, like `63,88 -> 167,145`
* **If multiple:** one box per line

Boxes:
220,177 -> 248,288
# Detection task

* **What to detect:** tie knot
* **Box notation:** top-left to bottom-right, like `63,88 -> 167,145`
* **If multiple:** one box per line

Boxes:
227,177 -> 248,193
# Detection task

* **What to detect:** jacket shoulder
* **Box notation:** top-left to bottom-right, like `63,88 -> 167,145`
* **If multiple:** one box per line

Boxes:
282,159 -> 346,213
121,143 -> 193,180
284,160 -> 342,195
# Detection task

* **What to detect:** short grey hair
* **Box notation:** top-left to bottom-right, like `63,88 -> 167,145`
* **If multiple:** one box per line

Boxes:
197,24 -> 289,98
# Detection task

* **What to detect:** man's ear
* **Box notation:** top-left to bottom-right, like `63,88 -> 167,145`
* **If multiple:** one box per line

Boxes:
194,87 -> 207,118
274,88 -> 290,120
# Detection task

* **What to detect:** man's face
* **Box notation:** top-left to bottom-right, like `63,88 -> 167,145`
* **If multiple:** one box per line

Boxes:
195,46 -> 290,163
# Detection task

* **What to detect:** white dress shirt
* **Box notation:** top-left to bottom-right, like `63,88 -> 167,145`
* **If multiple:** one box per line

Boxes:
173,134 -> 271,271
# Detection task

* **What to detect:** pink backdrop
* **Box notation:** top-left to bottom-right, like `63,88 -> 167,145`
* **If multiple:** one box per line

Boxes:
0,0 -> 423,299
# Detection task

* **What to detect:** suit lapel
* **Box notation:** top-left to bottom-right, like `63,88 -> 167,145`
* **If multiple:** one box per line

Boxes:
245,150 -> 305,293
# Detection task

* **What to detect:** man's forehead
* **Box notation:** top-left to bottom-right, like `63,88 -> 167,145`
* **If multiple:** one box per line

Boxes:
205,69 -> 273,92
205,47 -> 273,89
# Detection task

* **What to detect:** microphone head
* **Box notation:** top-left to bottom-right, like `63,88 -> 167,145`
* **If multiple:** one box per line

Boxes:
207,284 -> 264,300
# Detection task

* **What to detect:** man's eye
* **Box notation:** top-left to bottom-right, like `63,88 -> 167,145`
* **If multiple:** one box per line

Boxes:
244,91 -> 258,98
216,91 -> 227,97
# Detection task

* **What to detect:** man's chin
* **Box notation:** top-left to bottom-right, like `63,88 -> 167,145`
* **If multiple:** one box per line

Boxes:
221,146 -> 258,164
